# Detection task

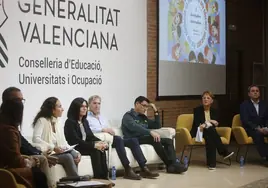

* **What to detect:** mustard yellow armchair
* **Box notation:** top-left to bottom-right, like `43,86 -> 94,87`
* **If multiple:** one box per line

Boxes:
232,114 -> 268,162
176,114 -> 232,165
0,169 -> 26,188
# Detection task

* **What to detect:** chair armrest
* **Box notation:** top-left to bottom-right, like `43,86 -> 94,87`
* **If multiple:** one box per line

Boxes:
216,127 -> 231,144
232,127 -> 251,144
112,128 -> 123,137
159,127 -> 176,139
176,128 -> 193,146
0,169 -> 26,188
94,132 -> 114,144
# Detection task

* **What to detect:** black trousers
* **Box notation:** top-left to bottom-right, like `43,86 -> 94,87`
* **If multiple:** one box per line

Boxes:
137,136 -> 176,166
112,136 -> 147,169
247,129 -> 268,158
203,127 -> 227,167
79,148 -> 108,179
32,167 -> 48,188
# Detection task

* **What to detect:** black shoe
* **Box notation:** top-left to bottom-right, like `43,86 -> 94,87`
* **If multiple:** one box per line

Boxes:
124,167 -> 141,180
167,163 -> 187,174
140,166 -> 159,179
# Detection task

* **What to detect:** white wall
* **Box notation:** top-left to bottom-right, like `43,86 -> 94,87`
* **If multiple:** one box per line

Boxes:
0,0 -> 147,136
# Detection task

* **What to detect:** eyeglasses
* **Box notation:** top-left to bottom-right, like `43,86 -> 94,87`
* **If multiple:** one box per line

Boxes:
12,98 -> 26,104
140,103 -> 149,108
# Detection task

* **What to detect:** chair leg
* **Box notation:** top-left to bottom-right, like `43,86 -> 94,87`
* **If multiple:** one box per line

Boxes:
107,142 -> 112,179
235,145 -> 250,164
180,146 -> 186,162
244,145 -> 249,164
217,157 -> 232,166
187,146 -> 193,166
236,146 -> 241,163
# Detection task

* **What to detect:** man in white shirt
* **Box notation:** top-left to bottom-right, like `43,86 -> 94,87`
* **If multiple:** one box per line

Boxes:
87,95 -> 159,180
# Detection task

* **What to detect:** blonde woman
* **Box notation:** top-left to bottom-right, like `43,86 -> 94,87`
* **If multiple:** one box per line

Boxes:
191,91 -> 234,170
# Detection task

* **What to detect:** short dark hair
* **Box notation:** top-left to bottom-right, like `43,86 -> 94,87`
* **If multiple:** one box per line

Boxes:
67,97 -> 88,121
189,51 -> 196,62
0,87 -> 23,126
211,54 -> 216,64
134,96 -> 150,104
248,84 -> 259,92
2,87 -> 21,102
198,52 -> 204,63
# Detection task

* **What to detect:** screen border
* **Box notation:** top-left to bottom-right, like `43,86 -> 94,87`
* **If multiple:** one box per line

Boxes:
155,0 -> 227,101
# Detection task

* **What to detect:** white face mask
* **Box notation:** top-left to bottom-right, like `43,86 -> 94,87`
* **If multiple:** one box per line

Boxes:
0,0 -> 8,28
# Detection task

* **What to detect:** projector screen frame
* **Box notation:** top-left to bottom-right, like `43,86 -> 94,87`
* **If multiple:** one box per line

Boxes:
155,0 -> 227,101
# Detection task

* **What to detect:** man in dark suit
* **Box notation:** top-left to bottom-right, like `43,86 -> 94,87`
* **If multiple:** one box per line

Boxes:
240,85 -> 268,161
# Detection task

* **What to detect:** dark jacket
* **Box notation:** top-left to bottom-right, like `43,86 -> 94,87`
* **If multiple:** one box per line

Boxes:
64,118 -> 100,155
121,108 -> 161,138
191,105 -> 219,137
240,100 -> 268,130
20,133 -> 42,156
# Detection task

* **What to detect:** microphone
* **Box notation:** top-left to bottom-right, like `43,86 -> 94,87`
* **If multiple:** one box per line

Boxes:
59,175 -> 92,182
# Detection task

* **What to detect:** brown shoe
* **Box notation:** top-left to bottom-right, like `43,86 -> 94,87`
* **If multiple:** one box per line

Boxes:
140,166 -> 159,179
124,167 -> 141,180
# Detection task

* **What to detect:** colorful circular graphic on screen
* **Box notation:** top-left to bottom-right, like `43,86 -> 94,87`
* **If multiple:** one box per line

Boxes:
183,0 -> 209,50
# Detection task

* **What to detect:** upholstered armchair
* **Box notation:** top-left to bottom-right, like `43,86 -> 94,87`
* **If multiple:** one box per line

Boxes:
175,114 -> 232,165
0,169 -> 26,188
232,114 -> 268,162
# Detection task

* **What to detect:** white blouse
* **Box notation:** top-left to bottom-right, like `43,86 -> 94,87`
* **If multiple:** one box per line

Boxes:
32,116 -> 70,152
78,121 -> 86,141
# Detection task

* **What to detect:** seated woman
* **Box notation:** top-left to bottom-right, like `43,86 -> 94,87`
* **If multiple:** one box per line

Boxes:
32,97 -> 81,177
0,87 -> 48,188
64,97 -> 109,180
191,91 -> 234,170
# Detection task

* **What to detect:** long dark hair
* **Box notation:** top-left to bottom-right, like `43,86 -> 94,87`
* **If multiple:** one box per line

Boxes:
67,97 -> 88,121
33,97 -> 58,126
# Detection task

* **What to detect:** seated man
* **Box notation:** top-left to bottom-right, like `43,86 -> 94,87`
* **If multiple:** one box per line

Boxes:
87,95 -> 159,180
20,133 -> 58,187
240,85 -> 268,163
121,96 -> 187,174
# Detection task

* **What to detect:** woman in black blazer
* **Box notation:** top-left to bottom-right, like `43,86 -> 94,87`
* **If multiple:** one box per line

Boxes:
64,97 -> 108,179
191,91 -> 233,169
